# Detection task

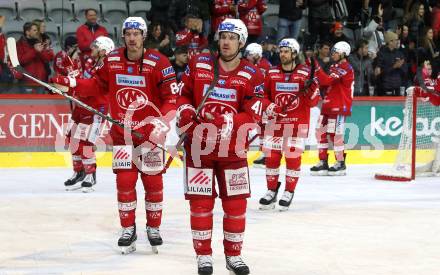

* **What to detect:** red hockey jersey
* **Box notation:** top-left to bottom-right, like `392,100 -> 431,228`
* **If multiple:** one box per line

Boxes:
211,0 -> 236,33
175,29 -> 209,59
256,57 -> 271,77
178,53 -> 265,159
75,48 -> 177,143
238,0 -> 267,36
264,64 -> 320,129
317,60 -> 354,116
53,50 -> 82,77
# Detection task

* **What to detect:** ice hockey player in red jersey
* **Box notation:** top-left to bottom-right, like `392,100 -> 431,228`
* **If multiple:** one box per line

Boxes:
244,42 -> 272,168
310,41 -> 354,176
258,38 -> 320,211
54,36 -> 114,193
176,18 -> 264,275
51,17 -> 177,254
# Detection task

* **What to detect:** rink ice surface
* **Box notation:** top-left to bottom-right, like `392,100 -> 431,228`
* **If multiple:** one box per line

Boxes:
0,165 -> 439,275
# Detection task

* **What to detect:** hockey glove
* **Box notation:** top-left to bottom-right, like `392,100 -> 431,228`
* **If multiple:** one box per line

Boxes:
50,75 -> 77,88
176,104 -> 198,136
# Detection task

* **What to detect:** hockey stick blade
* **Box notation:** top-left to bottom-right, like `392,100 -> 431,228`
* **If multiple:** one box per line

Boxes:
6,37 -> 19,68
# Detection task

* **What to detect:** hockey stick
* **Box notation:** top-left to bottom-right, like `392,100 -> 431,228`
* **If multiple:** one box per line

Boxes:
6,37 -> 143,140
162,53 -> 220,171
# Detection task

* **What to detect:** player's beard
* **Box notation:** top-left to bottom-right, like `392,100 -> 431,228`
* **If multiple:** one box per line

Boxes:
280,57 -> 293,67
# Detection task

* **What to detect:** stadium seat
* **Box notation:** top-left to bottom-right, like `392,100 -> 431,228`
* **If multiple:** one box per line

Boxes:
17,0 -> 44,21
129,1 -> 150,18
100,0 -> 127,24
100,22 -> 120,44
0,1 -> 16,19
3,21 -> 23,40
46,0 -> 73,23
45,23 -> 61,47
60,21 -> 81,39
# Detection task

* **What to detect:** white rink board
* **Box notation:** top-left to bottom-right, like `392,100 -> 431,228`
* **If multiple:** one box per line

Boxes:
1,166 -> 439,275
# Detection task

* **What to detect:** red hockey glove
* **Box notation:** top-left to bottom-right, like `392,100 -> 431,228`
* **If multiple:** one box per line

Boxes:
265,102 -> 285,118
50,75 -> 77,88
143,118 -> 170,145
176,104 -> 198,136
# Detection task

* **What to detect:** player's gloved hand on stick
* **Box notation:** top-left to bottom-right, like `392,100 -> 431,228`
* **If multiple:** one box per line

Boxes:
50,75 -> 77,88
176,105 -> 198,136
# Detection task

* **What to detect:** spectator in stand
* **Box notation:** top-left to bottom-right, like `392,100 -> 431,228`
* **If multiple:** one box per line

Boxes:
76,9 -> 108,66
237,0 -> 267,44
303,43 -> 314,59
421,27 -> 440,74
145,22 -> 174,57
405,0 -> 432,26
168,0 -> 212,36
171,45 -> 189,82
363,4 -> 385,60
432,0 -> 440,42
147,0 -> 172,26
175,14 -> 208,59
16,22 -> 54,94
398,23 -> 411,50
260,35 -> 280,66
53,36 -> 81,77
33,19 -> 51,47
375,31 -> 407,96
405,2 -> 427,41
276,0 -> 305,42
211,0 -> 236,38
316,40 -> 332,73
326,21 -> 353,48
349,39 -> 374,96
344,0 -> 367,42
307,0 -> 332,44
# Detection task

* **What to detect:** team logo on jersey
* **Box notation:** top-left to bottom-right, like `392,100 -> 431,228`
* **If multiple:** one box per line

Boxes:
161,66 -> 175,77
116,74 -> 146,87
198,56 -> 211,62
275,82 -> 299,92
201,102 -> 237,117
203,85 -> 237,102
275,93 -> 300,111
127,66 -> 134,73
116,87 -> 149,110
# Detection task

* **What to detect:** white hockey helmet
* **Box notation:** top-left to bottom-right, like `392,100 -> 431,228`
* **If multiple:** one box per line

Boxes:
92,36 -> 115,55
332,41 -> 351,56
122,17 -> 147,38
217,18 -> 248,44
245,43 -> 263,57
278,38 -> 300,54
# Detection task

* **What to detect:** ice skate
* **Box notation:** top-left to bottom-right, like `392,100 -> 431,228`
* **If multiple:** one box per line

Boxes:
259,182 -> 281,210
226,255 -> 250,275
146,226 -> 162,254
64,170 -> 85,191
81,172 -> 96,193
253,154 -> 266,168
278,191 -> 294,211
310,160 -> 329,176
328,160 -> 346,176
118,225 -> 137,254
197,255 -> 213,275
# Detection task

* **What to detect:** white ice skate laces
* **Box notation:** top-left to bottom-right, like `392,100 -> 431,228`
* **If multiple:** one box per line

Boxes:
280,191 -> 294,202
121,226 -> 135,239
226,256 -> 247,268
197,255 -> 213,268
262,190 -> 276,201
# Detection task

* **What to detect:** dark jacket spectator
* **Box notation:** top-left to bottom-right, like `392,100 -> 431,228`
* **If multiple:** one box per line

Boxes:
171,46 -> 189,82
16,22 -> 54,92
76,9 -> 108,66
168,0 -> 212,33
276,0 -> 305,41
147,0 -> 173,25
145,22 -> 174,57
307,0 -> 332,44
375,31 -> 407,95
348,39 -> 374,96
325,21 -> 353,47
405,2 -> 427,40
316,40 -> 332,73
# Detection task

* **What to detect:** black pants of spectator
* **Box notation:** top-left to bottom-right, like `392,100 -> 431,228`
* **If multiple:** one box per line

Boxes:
308,16 -> 331,44
246,35 -> 259,45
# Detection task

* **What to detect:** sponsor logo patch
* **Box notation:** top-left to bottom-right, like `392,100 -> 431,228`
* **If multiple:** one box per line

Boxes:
225,167 -> 250,196
116,74 -> 146,87
186,167 -> 213,196
275,82 -> 299,92
108,56 -> 120,62
162,66 -> 175,77
237,71 -> 251,79
244,65 -> 256,74
109,62 -> 124,71
148,53 -> 160,60
203,85 -> 237,101
197,56 -> 211,62
143,59 -> 156,66
196,63 -> 212,70
112,145 -> 132,169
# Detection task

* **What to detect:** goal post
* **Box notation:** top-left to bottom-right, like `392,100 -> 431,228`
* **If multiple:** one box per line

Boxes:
375,87 -> 440,181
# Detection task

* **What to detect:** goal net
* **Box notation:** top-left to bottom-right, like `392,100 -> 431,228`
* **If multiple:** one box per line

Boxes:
375,87 -> 440,181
